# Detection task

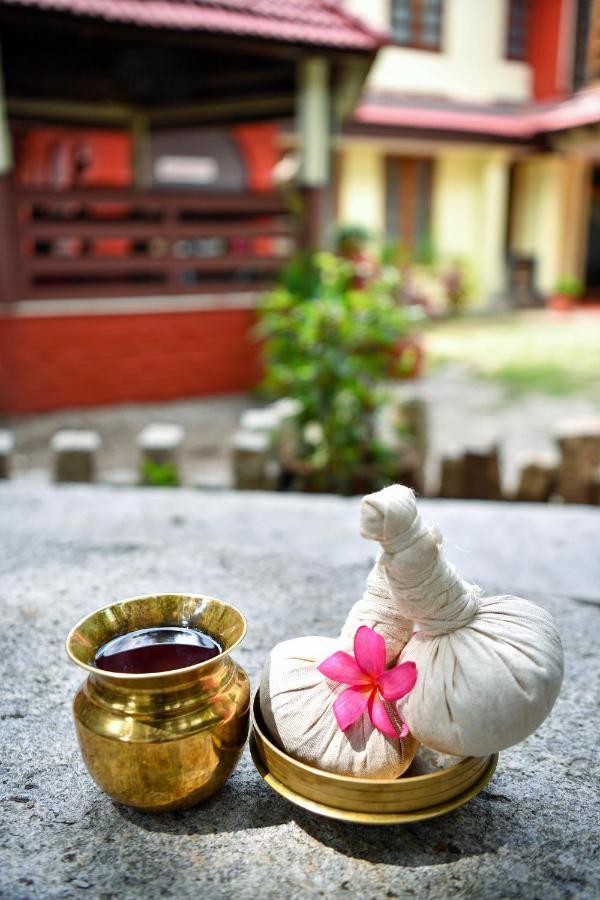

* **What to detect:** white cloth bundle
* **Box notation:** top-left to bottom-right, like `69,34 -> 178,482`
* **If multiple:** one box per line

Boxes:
361,485 -> 564,756
260,559 -> 417,778
260,484 -> 563,776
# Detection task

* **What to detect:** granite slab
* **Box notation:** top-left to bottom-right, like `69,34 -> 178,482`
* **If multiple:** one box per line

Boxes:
1,484 -> 598,899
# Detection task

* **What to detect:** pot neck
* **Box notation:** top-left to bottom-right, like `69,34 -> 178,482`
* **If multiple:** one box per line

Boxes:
87,651 -> 236,695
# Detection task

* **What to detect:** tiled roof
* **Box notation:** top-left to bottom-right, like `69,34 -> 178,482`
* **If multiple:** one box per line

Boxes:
355,88 -> 600,139
0,0 -> 384,50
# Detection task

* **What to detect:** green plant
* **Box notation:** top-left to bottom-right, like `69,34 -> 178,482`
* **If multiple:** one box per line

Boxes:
257,251 -> 420,493
554,275 -> 584,297
141,459 -> 179,487
334,224 -> 371,256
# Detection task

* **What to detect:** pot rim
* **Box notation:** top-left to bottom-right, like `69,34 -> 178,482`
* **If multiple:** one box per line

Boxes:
65,592 -> 247,680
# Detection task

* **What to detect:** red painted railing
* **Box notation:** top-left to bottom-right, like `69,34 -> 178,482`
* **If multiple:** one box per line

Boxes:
13,188 -> 297,301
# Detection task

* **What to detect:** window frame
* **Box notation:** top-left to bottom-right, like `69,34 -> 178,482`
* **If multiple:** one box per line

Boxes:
389,0 -> 444,53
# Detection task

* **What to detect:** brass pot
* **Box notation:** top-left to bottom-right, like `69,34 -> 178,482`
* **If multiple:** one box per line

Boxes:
66,593 -> 250,812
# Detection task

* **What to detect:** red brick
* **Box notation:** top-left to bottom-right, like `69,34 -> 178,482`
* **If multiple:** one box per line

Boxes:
0,308 -> 261,412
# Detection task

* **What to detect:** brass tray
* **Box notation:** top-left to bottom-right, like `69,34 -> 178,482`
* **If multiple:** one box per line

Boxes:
250,693 -> 498,825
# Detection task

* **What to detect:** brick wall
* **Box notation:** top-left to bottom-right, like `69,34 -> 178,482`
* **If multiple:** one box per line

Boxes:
0,308 -> 261,413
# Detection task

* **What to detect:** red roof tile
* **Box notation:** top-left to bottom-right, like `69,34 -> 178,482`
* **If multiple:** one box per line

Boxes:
355,87 -> 600,139
0,0 -> 384,50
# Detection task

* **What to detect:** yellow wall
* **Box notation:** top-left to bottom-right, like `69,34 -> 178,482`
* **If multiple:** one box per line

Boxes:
432,153 -> 483,287
337,144 -> 385,235
344,0 -> 531,103
432,151 -> 510,298
510,157 -> 565,294
337,142 -> 512,301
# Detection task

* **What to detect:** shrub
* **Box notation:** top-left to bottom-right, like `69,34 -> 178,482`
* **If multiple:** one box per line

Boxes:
257,251 -> 422,493
140,459 -> 179,487
554,276 -> 584,298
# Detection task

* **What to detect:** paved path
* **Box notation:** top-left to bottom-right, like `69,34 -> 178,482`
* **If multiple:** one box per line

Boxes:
1,485 -> 598,899
4,366 -> 599,494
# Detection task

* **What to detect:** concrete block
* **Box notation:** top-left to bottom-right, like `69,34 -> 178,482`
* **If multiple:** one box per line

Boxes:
375,391 -> 428,494
0,430 -> 15,479
463,446 -> 502,500
555,416 -> 600,504
514,454 -> 559,503
137,423 -> 185,464
51,430 -> 101,483
270,398 -> 303,421
231,430 -> 279,491
588,465 -> 600,506
137,423 -> 185,485
439,454 -> 466,499
239,408 -> 281,435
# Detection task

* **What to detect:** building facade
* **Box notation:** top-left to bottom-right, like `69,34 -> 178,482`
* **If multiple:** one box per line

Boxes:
338,0 -> 600,301
0,0 -> 379,412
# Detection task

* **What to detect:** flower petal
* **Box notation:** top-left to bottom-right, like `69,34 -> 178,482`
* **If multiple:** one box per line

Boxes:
398,721 -> 410,739
333,685 -> 371,731
367,692 -> 398,739
377,661 -> 417,701
317,651 -> 369,686
354,625 -> 386,678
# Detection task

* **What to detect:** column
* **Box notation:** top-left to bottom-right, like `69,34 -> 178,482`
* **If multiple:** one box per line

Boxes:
479,151 -> 511,303
560,154 -> 591,282
296,56 -> 330,249
0,43 -> 17,305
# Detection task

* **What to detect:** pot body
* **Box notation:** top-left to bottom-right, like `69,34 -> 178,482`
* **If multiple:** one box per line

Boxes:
66,593 -> 250,812
73,656 -> 250,811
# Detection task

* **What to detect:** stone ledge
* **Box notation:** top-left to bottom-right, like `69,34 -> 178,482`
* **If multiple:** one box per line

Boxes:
0,485 -> 598,899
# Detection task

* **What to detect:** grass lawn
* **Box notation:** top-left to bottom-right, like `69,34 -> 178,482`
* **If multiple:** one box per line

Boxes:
425,309 -> 600,396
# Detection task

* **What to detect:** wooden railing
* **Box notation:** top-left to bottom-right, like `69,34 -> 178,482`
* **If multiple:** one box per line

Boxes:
13,188 -> 297,301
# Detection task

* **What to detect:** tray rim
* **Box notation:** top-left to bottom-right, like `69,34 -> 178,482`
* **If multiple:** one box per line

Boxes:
251,692 -> 489,787
250,693 -> 499,824
250,731 -> 499,825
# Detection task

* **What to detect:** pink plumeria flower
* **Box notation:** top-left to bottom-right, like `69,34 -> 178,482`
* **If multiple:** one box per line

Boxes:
317,625 -> 417,740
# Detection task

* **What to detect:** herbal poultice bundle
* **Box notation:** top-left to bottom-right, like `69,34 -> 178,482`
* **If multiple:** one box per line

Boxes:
260,485 -> 564,777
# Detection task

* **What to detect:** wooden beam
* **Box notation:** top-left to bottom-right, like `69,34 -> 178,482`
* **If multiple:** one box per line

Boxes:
130,111 -> 149,189
147,94 -> 295,125
7,97 -> 134,124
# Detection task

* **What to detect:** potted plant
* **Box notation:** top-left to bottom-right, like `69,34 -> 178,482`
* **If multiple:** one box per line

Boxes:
548,276 -> 584,311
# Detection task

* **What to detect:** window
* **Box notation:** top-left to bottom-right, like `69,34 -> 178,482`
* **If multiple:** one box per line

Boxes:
506,0 -> 530,61
385,157 -> 434,253
573,0 -> 595,90
390,0 -> 443,51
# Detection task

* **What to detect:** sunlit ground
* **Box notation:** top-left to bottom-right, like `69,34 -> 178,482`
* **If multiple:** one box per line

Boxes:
425,309 -> 600,397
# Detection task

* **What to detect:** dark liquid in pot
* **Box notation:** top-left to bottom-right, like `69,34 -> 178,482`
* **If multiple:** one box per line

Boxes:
94,626 -> 222,674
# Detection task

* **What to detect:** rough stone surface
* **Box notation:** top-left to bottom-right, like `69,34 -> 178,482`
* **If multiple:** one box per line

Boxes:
0,484 -> 598,900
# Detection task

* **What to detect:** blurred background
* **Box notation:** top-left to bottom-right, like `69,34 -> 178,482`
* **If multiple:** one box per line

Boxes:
0,0 -> 598,501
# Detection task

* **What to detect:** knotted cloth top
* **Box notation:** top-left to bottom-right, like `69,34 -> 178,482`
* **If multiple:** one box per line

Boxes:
361,485 -> 481,636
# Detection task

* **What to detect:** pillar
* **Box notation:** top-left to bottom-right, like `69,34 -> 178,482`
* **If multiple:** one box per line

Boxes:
131,112 -> 150,189
479,152 -> 511,302
296,57 -> 330,249
560,154 -> 591,282
0,43 -> 17,305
